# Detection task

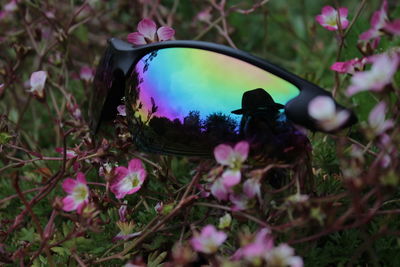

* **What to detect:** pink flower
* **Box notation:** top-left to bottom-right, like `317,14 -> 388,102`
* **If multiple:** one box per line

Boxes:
330,58 -> 367,74
214,141 -> 249,169
232,228 -> 274,261
127,18 -> 175,45
347,53 -> 399,96
62,172 -> 90,214
28,71 -> 47,99
316,6 -> 349,31
79,66 -> 94,82
190,225 -> 227,254
110,159 -> 147,199
264,243 -> 303,267
196,7 -> 212,22
211,178 -> 230,201
368,102 -> 394,136
117,105 -> 126,116
4,0 -> 18,12
308,96 -> 350,132
359,0 -> 400,45
243,178 -> 261,199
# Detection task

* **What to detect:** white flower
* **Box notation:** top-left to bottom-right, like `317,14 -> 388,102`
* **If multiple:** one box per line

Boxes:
308,96 -> 350,132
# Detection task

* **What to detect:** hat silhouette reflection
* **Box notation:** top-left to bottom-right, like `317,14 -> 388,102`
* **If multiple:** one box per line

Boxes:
231,88 -> 284,115
232,88 -> 285,140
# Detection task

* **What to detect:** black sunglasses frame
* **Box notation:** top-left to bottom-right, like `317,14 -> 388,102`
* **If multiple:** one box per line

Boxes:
89,38 -> 357,148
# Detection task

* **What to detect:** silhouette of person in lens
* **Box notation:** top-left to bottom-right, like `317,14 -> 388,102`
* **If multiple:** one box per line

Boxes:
232,88 -> 312,188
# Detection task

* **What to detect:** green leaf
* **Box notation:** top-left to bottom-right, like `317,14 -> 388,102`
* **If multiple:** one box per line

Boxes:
18,227 -> 39,242
0,132 -> 11,144
51,246 -> 71,256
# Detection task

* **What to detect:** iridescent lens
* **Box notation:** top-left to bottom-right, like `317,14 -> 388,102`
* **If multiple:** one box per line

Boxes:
127,48 -> 300,154
133,48 -> 299,122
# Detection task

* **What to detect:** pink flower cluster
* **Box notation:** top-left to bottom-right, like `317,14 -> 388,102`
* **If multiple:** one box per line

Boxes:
210,141 -> 262,211
233,228 -> 303,266
190,226 -> 303,266
359,0 -> 400,48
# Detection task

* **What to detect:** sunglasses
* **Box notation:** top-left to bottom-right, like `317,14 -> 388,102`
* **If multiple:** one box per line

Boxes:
89,38 -> 356,156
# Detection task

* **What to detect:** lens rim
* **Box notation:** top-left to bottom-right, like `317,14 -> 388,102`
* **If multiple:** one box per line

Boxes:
90,38 -> 357,153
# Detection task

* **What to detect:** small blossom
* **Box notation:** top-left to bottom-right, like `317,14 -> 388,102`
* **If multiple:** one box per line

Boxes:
4,0 -> 18,12
218,213 -> 232,229
316,6 -> 349,31
330,58 -> 367,74
211,178 -> 230,201
214,141 -> 249,169
308,96 -> 350,132
79,66 -> 94,82
28,71 -> 47,99
154,202 -> 163,214
127,18 -> 175,45
190,225 -> 227,254
119,201 -> 128,222
243,178 -> 261,199
0,83 -> 5,97
347,53 -> 399,96
62,172 -> 90,214
117,105 -> 126,116
196,7 -> 212,22
110,159 -> 147,199
368,102 -> 394,136
233,228 -> 274,262
66,102 -> 82,120
264,243 -> 303,267
55,147 -> 78,159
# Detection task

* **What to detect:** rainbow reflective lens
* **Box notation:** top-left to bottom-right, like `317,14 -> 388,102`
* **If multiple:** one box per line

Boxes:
132,48 -> 299,123
126,48 -> 300,154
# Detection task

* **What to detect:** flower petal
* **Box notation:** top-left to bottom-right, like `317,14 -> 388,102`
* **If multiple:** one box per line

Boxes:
62,196 -> 79,211
321,6 -> 336,17
157,26 -> 175,41
127,32 -> 147,45
76,172 -> 87,185
137,18 -> 157,40
128,159 -> 144,173
62,178 -> 78,194
234,141 -> 249,162
214,144 -> 233,166
114,166 -> 129,181
308,96 -> 336,121
221,170 -> 241,187
211,179 -> 229,201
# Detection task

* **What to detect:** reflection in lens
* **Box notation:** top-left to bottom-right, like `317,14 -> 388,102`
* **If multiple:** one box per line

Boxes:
126,48 -> 300,155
